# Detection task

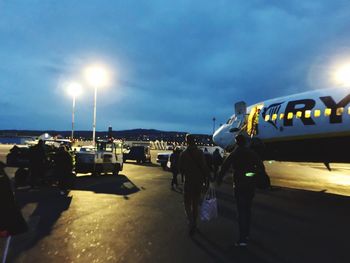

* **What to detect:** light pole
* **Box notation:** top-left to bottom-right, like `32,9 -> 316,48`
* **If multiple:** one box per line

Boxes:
212,117 -> 216,134
85,64 -> 110,146
67,82 -> 82,141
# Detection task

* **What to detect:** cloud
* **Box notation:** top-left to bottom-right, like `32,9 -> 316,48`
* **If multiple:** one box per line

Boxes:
1,0 -> 350,132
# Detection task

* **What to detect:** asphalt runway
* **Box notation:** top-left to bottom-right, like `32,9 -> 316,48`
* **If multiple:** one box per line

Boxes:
1,146 -> 350,262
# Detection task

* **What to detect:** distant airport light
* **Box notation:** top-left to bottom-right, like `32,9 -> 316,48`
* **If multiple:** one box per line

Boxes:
85,64 -> 110,88
67,82 -> 82,97
334,63 -> 350,87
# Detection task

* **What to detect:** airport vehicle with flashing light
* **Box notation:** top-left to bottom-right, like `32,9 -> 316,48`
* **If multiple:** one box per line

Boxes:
75,140 -> 123,175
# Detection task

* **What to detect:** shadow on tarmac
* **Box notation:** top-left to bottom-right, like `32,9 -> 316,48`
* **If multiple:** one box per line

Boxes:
213,186 -> 350,263
73,174 -> 140,196
9,188 -> 72,262
190,229 -> 272,263
122,161 -> 160,168
7,174 -> 140,262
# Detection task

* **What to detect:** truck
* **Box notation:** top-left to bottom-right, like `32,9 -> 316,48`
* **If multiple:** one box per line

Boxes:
123,145 -> 151,164
75,140 -> 123,176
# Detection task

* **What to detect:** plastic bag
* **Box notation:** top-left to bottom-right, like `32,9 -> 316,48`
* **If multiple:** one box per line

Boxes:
200,186 -> 218,221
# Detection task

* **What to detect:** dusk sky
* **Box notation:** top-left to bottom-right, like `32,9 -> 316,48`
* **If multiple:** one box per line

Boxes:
1,1 -> 350,134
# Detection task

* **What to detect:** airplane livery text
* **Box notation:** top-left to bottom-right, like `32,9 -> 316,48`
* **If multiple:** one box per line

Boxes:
262,94 -> 350,127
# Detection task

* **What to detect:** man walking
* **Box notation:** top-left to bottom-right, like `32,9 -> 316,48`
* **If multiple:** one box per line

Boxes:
170,147 -> 181,189
179,134 -> 210,235
29,139 -> 46,188
218,134 -> 264,246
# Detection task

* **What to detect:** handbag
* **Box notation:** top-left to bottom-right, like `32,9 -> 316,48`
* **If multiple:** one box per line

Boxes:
200,185 -> 218,221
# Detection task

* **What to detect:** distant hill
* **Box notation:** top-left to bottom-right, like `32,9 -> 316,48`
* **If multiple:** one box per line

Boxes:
0,129 -> 212,143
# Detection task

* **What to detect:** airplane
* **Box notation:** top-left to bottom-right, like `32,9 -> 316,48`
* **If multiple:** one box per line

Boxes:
212,87 -> 350,169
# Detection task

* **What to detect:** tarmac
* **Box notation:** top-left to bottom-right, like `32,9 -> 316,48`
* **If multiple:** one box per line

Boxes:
1,147 -> 350,263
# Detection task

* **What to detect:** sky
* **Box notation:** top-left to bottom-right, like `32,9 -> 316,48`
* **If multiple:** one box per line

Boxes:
1,0 -> 350,134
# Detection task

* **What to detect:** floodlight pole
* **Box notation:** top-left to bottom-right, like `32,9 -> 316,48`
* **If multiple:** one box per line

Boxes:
92,86 -> 97,146
71,95 -> 76,140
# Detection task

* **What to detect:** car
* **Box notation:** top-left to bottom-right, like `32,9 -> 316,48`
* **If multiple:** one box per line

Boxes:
156,152 -> 171,170
123,146 -> 151,164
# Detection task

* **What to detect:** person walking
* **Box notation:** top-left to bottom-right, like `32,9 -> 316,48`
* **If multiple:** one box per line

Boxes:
212,148 -> 223,181
218,134 -> 265,247
54,145 -> 74,195
28,139 -> 46,188
170,147 -> 181,189
179,134 -> 210,235
0,162 -> 28,237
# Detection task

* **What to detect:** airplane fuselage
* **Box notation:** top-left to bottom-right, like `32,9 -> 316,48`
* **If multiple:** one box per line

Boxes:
213,87 -> 350,163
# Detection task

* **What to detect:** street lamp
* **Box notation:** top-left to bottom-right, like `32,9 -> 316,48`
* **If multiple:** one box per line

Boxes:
84,64 -> 110,145
67,82 -> 82,141
334,63 -> 350,87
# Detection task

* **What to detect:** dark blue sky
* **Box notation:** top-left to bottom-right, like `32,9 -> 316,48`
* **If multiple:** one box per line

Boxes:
1,0 -> 350,134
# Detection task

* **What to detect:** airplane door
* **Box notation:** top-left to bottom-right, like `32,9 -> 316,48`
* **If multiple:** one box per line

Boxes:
229,101 -> 247,133
247,105 -> 263,137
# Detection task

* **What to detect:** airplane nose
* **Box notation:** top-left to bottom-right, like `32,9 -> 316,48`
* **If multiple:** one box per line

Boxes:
212,125 -> 236,150
212,126 -> 225,148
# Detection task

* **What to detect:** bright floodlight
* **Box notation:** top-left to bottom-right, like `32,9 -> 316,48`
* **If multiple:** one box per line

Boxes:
334,63 -> 350,87
67,82 -> 82,97
85,64 -> 110,87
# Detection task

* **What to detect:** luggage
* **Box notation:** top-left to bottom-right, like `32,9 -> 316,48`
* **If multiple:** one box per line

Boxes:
200,185 -> 218,221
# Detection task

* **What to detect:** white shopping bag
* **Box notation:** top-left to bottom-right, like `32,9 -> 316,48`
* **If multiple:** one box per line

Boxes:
200,186 -> 218,221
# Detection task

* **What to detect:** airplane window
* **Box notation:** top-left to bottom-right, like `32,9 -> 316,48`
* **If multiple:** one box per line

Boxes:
314,109 -> 321,117
279,113 -> 284,120
264,115 -> 270,121
287,112 -> 293,119
305,110 -> 311,118
325,108 -> 331,116
336,107 -> 344,116
272,114 -> 277,120
296,111 -> 302,118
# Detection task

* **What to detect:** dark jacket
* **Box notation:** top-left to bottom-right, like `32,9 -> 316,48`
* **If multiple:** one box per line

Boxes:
219,145 -> 264,189
178,145 -> 210,187
0,165 -> 28,235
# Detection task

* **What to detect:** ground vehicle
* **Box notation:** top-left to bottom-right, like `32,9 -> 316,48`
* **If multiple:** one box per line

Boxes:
75,140 -> 123,175
123,146 -> 151,164
156,152 -> 171,170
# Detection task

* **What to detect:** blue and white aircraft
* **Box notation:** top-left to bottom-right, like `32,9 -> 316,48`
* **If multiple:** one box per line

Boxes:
213,87 -> 350,167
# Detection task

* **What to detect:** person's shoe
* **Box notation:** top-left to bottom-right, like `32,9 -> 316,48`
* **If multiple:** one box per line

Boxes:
235,241 -> 248,247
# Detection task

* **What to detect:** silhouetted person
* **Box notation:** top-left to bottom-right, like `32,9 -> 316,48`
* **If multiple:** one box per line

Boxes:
54,145 -> 74,195
179,134 -> 210,235
0,162 -> 28,237
212,148 -> 223,181
170,147 -> 181,189
29,139 -> 46,188
203,148 -> 213,173
218,134 -> 264,247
